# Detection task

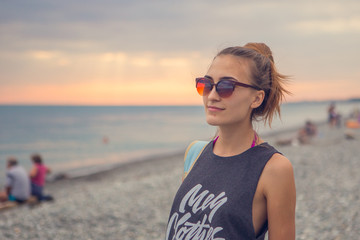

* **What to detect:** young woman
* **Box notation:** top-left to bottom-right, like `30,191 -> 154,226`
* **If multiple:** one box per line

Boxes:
30,154 -> 53,202
166,43 -> 296,240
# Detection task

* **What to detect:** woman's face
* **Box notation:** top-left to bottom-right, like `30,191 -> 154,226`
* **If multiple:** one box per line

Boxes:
203,54 -> 261,128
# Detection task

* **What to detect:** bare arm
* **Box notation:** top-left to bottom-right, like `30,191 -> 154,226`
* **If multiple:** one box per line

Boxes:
29,165 -> 38,178
263,154 -> 296,240
5,174 -> 13,195
5,186 -> 11,195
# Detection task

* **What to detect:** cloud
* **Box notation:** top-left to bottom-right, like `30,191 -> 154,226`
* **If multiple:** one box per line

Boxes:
159,58 -> 190,67
291,17 -> 360,34
100,52 -> 128,63
290,78 -> 360,101
29,50 -> 59,60
27,50 -> 71,66
1,0 -> 360,104
0,1 -> 295,53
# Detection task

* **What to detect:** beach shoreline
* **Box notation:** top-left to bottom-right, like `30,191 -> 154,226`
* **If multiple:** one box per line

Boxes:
45,119 -> 325,183
47,149 -> 185,182
0,124 -> 359,239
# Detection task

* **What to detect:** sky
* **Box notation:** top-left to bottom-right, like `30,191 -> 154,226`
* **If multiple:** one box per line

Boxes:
0,0 -> 359,105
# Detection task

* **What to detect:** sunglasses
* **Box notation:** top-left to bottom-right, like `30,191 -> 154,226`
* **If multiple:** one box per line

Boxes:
195,77 -> 261,98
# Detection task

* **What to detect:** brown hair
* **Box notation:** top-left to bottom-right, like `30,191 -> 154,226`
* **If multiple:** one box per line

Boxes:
7,157 -> 18,167
31,154 -> 43,164
216,42 -> 291,126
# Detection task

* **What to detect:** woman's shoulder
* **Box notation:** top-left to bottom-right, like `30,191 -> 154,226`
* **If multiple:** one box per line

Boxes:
261,153 -> 295,194
264,153 -> 293,175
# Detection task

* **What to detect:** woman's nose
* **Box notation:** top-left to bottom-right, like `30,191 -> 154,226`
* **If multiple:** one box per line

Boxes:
207,86 -> 220,100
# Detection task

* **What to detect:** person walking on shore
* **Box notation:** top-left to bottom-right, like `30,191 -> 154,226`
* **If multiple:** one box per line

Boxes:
29,154 -> 53,202
0,157 -> 30,204
166,43 -> 296,240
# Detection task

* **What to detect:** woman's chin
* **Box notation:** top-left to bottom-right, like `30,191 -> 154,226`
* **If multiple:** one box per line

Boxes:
206,116 -> 221,126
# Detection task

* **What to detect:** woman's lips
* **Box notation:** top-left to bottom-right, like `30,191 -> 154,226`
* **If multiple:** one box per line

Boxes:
207,105 -> 225,112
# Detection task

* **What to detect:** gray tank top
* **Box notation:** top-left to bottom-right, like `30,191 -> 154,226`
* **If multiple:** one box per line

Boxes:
166,141 -> 279,240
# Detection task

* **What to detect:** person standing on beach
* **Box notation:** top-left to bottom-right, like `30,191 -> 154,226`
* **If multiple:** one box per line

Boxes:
166,43 -> 296,239
29,154 -> 53,202
0,157 -> 30,204
328,102 -> 341,127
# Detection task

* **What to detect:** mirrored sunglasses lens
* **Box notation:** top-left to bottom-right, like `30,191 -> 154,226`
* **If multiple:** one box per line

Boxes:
196,79 -> 211,96
217,81 -> 234,98
196,81 -> 205,96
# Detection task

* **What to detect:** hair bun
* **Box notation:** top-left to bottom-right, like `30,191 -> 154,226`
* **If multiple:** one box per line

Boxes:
244,42 -> 274,63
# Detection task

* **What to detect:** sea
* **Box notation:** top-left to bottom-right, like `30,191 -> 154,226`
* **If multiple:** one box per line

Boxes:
0,100 -> 359,185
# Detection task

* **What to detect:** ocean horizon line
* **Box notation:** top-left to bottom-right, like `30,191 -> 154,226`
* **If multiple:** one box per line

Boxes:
0,97 -> 359,107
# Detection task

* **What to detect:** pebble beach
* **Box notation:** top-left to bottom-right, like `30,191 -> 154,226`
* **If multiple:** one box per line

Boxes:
0,124 -> 359,240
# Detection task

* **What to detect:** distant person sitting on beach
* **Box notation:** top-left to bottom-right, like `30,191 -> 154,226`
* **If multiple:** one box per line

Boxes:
29,154 -> 53,202
275,120 -> 318,146
298,120 -> 318,144
0,157 -> 30,204
166,43 -> 296,239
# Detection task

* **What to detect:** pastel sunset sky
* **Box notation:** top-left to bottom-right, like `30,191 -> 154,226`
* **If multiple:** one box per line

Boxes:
1,0 -> 359,105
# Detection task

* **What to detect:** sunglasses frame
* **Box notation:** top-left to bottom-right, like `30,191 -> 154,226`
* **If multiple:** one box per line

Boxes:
195,77 -> 262,98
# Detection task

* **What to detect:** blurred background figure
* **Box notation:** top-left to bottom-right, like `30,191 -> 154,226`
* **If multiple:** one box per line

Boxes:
0,157 -> 30,204
102,135 -> 109,144
298,120 -> 318,144
344,107 -> 360,139
348,108 -> 360,124
30,154 -> 53,202
328,102 -> 341,127
276,120 -> 318,146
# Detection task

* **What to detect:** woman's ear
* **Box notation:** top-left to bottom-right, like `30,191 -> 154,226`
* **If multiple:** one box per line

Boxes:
251,90 -> 265,109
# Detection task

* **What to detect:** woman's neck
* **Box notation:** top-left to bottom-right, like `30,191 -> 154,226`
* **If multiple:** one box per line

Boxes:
214,123 -> 257,157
